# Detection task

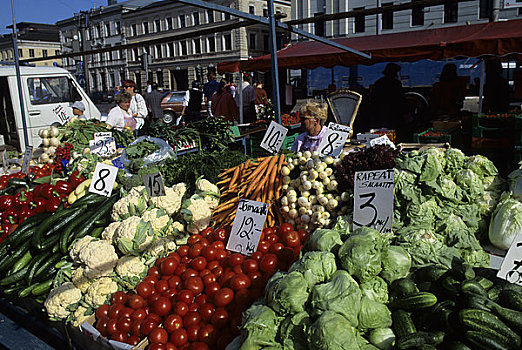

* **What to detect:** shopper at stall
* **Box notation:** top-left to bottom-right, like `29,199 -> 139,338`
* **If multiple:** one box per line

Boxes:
181,81 -> 205,123
123,80 -> 148,130
211,80 -> 239,122
483,59 -> 510,113
144,82 -> 164,120
254,81 -> 268,106
71,101 -> 87,120
203,72 -> 220,116
106,92 -> 137,131
291,101 -> 328,153
431,63 -> 465,118
235,74 -> 257,123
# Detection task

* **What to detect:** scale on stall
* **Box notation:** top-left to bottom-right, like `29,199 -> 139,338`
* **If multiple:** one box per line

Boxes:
326,89 -> 362,139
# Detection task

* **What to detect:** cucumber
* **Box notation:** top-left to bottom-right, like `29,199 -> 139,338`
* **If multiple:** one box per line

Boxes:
71,192 -> 106,207
26,251 -> 50,285
451,259 -> 475,281
389,292 -> 437,311
390,278 -> 419,299
446,340 -> 472,350
414,264 -> 449,282
459,309 -> 521,348
440,275 -> 460,297
499,289 -> 522,312
11,250 -> 32,273
392,310 -> 416,338
4,213 -> 51,246
488,300 -> 522,333
489,284 -> 503,302
396,331 -> 444,350
33,252 -> 62,280
2,285 -> 24,295
0,240 -> 30,275
31,278 -> 53,296
18,283 -> 37,298
0,263 -> 30,285
32,205 -> 88,249
472,276 -> 494,291
465,330 -> 512,350
90,226 -> 104,239
461,280 -> 488,298
59,210 -> 94,254
461,292 -> 490,311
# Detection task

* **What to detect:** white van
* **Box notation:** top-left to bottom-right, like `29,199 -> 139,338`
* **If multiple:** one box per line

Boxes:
0,65 -> 100,151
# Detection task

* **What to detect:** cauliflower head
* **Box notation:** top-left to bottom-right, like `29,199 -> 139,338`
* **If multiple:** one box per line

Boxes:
71,267 -> 92,293
85,277 -> 118,307
142,208 -> 171,232
203,196 -> 219,210
78,240 -> 119,279
181,196 -> 212,234
72,306 -> 91,327
111,193 -> 148,221
113,216 -> 156,254
69,236 -> 94,263
101,221 -> 122,242
116,256 -> 146,278
149,183 -> 187,215
196,178 -> 220,195
44,282 -> 82,319
146,237 -> 177,258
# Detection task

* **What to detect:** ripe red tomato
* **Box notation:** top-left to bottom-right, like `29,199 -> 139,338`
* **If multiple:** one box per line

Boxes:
202,246 -> 217,261
229,274 -> 251,291
164,314 -> 183,333
218,271 -> 236,287
111,331 -> 127,342
174,263 -> 187,276
144,275 -> 158,285
168,275 -> 182,289
211,307 -> 229,328
149,293 -> 161,303
205,282 -> 220,296
200,227 -> 214,238
227,253 -> 244,267
211,266 -> 223,278
131,308 -> 147,321
182,268 -> 199,280
148,344 -> 166,350
213,228 -> 227,241
207,260 -> 220,270
148,266 -> 161,278
195,293 -> 208,305
187,324 -> 200,342
188,302 -> 199,312
266,233 -> 279,244
95,304 -> 109,319
146,313 -> 162,324
199,302 -> 215,321
190,256 -> 207,271
263,226 -> 276,237
128,294 -> 146,310
170,328 -> 188,347
162,288 -> 177,299
297,229 -> 308,241
149,327 -> 169,344
189,243 -> 204,258
95,316 -> 109,336
202,273 -> 216,285
190,342 -> 209,350
257,241 -> 270,254
250,252 -> 263,262
173,301 -> 189,317
110,291 -> 128,305
131,319 -> 141,336
106,318 -> 119,335
281,230 -> 300,247
120,307 -> 134,319
108,303 -> 125,319
242,259 -> 258,274
269,242 -> 284,254
199,268 -> 211,277
188,234 -> 203,246
127,335 -> 140,346
198,324 -> 216,345
233,264 -> 243,274
278,223 -> 294,234
116,317 -> 132,333
176,289 -> 194,304
161,258 -> 179,276
183,311 -> 201,327
213,288 -> 234,307
199,238 -> 209,247
248,271 -> 264,289
165,343 -> 177,350
140,318 -> 159,336
260,254 -> 278,273
152,297 -> 172,317
177,245 -> 189,257
155,279 -> 169,294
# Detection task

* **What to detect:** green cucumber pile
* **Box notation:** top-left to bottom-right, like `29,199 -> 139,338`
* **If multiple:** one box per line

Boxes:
390,258 -> 522,349
0,193 -> 118,301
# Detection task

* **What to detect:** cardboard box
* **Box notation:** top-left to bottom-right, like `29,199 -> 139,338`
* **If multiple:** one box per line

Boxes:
80,315 -> 148,350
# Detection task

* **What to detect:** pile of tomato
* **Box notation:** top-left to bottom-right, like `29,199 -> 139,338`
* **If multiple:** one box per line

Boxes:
281,113 -> 301,126
94,223 -> 308,350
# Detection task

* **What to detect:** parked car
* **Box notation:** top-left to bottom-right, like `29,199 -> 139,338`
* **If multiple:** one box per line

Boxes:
89,91 -> 114,104
161,91 -> 206,124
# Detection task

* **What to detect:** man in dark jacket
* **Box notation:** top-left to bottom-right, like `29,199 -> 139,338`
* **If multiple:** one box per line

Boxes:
144,82 -> 165,120
181,81 -> 204,123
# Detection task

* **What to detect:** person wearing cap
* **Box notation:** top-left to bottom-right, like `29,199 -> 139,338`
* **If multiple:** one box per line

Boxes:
369,62 -> 408,133
291,101 -> 328,153
71,101 -> 87,120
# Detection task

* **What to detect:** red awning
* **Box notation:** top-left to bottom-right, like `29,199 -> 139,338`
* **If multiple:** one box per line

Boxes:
219,19 -> 522,73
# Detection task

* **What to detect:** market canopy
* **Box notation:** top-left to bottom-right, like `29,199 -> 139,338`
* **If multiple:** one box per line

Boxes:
218,18 -> 522,73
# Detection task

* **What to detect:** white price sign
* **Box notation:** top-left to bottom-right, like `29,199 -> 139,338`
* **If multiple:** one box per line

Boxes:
357,133 -> 379,144
21,145 -> 33,174
94,132 -> 112,140
260,121 -> 288,154
328,122 -> 351,133
89,163 -> 118,197
317,128 -> 349,157
226,199 -> 269,256
497,234 -> 522,285
90,137 -> 116,158
353,169 -> 394,234
369,135 -> 396,148
142,172 -> 166,197
53,105 -> 71,125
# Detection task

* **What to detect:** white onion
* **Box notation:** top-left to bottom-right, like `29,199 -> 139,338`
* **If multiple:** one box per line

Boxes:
298,207 -> 308,216
288,208 -> 298,219
281,166 -> 291,176
281,196 -> 289,206
282,176 -> 291,185
298,197 -> 309,207
42,138 -> 50,147
302,181 -> 312,191
303,151 -> 312,159
49,137 -> 59,147
288,194 -> 297,203
281,205 -> 290,213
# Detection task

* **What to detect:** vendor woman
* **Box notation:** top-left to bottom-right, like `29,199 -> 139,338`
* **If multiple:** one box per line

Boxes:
291,101 -> 327,153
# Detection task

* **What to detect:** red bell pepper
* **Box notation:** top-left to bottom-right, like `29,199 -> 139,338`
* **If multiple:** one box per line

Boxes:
14,190 -> 32,210
19,206 -> 34,222
37,183 -> 56,200
55,180 -> 72,194
0,195 -> 13,211
46,196 -> 62,213
3,209 -> 18,224
32,197 -> 47,214
68,170 -> 86,188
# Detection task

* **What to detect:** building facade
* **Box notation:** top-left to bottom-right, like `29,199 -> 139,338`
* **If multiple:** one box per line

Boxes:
0,23 -> 61,67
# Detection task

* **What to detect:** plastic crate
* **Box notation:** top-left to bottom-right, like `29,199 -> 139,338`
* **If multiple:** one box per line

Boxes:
282,131 -> 299,150
471,125 -> 512,138
472,113 -> 517,129
413,128 -> 452,144
471,137 -> 512,149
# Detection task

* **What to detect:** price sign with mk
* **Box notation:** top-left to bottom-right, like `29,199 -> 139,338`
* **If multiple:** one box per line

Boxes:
226,199 -> 269,256
260,121 -> 288,154
142,173 -> 166,197
21,146 -> 33,174
89,163 -> 118,197
353,169 -> 394,234
91,137 -> 116,158
53,105 -> 71,125
317,128 -> 349,158
497,234 -> 522,286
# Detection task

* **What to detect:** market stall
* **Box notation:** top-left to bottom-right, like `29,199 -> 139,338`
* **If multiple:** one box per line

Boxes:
1,114 -> 522,350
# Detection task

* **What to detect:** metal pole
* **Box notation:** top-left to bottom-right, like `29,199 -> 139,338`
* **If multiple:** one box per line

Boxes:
239,72 -> 243,124
478,59 -> 485,115
267,0 -> 281,123
491,0 -> 500,22
145,53 -> 149,82
10,0 -> 30,149
80,12 -> 90,94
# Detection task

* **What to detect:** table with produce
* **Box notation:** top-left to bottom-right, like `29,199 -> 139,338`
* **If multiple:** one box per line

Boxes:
1,116 -> 522,350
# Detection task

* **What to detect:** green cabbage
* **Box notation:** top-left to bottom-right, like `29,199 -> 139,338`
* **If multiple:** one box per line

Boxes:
265,271 -> 309,316
306,311 -> 359,350
360,276 -> 388,304
380,246 -> 411,283
368,328 -> 396,350
358,296 -> 392,331
306,229 -> 343,253
240,303 -> 283,350
289,251 -> 337,287
278,311 -> 311,350
466,155 -> 498,177
488,192 -> 522,250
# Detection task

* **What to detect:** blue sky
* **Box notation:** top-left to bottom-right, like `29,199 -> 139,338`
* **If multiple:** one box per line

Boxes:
1,0 -> 102,35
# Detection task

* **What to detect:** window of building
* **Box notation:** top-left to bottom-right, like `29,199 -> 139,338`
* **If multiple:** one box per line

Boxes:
314,13 -> 325,37
115,21 -> 121,35
263,33 -> 269,51
156,71 -> 163,88
143,21 -> 149,34
194,39 -> 201,54
156,44 -> 162,58
412,0 -> 424,26
193,12 -> 200,26
132,48 -> 139,61
444,0 -> 458,23
249,5 -> 256,15
55,50 -> 60,56
207,36 -> 215,52
94,25 -> 100,38
29,49 -> 35,58
263,8 -> 268,17
249,33 -> 256,49
479,0 -> 491,18
179,15 -> 186,28
180,41 -> 187,55
131,24 -> 137,36
382,3 -> 394,29
110,73 -> 115,87
168,42 -> 175,56
41,49 -> 47,57
354,7 -> 365,33
105,23 -> 111,36
224,12 -> 231,20
207,10 -> 214,23
155,19 -> 161,32
223,33 -> 232,50
166,17 -> 173,30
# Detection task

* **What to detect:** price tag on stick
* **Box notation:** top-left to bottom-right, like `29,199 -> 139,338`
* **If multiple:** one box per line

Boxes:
353,169 -> 394,234
89,163 -> 118,197
226,199 -> 269,256
497,234 -> 522,285
317,128 -> 349,157
260,121 -> 288,154
143,172 -> 166,197
21,145 -> 33,174
91,137 -> 116,158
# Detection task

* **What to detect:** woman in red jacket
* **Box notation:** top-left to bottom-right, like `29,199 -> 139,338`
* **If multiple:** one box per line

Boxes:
211,80 -> 239,123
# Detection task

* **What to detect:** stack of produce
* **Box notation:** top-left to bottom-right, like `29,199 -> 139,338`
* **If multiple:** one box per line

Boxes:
234,224 -> 411,350
122,138 -> 160,174
213,155 -> 286,228
91,223 -> 308,348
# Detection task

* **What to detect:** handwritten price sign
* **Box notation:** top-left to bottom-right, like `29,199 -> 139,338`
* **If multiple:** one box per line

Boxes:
260,121 -> 288,154
226,199 -> 269,256
497,234 -> 522,286
91,132 -> 116,158
53,105 -> 71,125
353,169 -> 394,234
369,135 -> 395,148
21,146 -> 33,174
89,163 -> 118,197
328,122 -> 351,133
143,172 -> 166,197
317,128 -> 349,158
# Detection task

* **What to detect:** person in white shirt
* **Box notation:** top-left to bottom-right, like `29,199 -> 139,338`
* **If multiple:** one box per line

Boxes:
234,74 -> 256,123
106,92 -> 137,131
122,80 -> 148,130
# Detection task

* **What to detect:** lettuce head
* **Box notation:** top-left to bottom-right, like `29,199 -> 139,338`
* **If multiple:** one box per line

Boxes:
289,251 -> 337,287
380,246 -> 411,283
306,311 -> 360,350
265,271 -> 310,316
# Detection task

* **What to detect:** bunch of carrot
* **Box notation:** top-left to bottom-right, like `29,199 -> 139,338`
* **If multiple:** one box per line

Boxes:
212,154 -> 286,228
